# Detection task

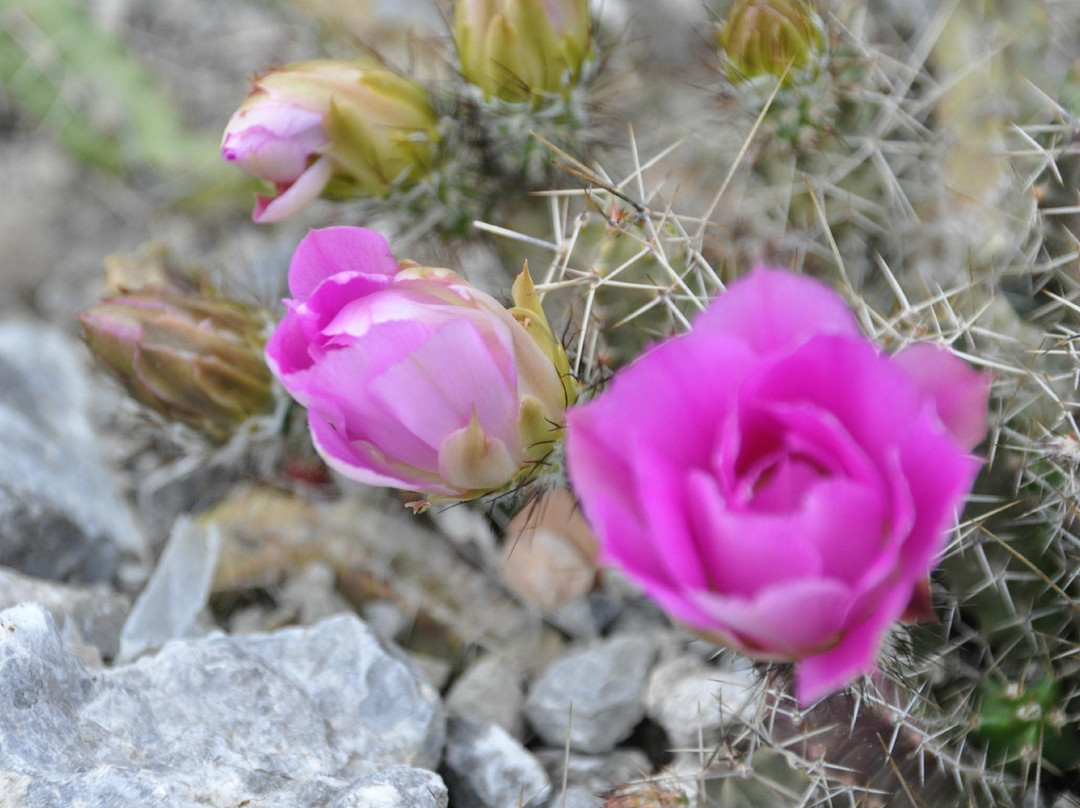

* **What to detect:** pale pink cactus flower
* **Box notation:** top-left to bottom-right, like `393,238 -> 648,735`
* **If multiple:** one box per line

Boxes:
565,268 -> 990,705
265,227 -> 574,505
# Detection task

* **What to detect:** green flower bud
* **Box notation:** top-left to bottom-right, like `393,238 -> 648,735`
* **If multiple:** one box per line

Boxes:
453,0 -> 592,104
78,285 -> 275,443
223,60 -> 442,222
717,0 -> 824,85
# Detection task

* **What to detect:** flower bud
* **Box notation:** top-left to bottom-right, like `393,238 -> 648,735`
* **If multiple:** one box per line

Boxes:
78,287 -> 275,443
222,60 -> 442,223
265,227 -> 573,506
717,0 -> 824,84
453,0 -> 592,103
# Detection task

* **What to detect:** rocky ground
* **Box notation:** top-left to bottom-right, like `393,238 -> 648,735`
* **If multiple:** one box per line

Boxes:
0,2 -> 761,806
6,0 -> 1080,806
0,313 -> 761,807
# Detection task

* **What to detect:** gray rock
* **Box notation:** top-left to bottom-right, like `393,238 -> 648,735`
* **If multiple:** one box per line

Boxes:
644,656 -> 760,748
328,765 -> 448,808
525,636 -> 656,754
0,322 -> 145,585
535,748 -> 651,796
442,716 -> 550,808
0,567 -> 129,663
556,786 -> 603,808
0,604 -> 445,807
446,654 -> 526,739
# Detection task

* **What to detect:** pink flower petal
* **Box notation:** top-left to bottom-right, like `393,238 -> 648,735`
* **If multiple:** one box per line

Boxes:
253,155 -> 334,224
309,411 -> 451,493
687,470 -> 822,597
264,309 -> 316,377
288,321 -> 440,471
288,226 -> 400,300
691,579 -> 854,659
287,273 -> 397,358
894,407 -> 982,580
368,319 -> 520,453
891,343 -> 991,451
750,335 -> 923,467
694,268 -> 861,357
794,581 -> 913,705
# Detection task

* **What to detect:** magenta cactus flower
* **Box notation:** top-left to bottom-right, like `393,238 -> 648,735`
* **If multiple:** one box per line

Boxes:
265,227 -> 574,504
565,268 -> 990,705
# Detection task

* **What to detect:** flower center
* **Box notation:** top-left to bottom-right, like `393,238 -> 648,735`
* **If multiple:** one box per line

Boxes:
736,450 -> 827,513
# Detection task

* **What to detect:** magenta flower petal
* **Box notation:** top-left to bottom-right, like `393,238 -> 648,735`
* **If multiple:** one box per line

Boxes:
687,470 -> 822,597
750,335 -> 923,465
288,227 -> 400,300
794,581 -> 914,705
568,333 -> 758,470
632,443 -> 712,591
892,343 -> 991,451
803,479 -> 888,584
895,409 -> 983,576
692,579 -> 854,658
694,267 -> 861,357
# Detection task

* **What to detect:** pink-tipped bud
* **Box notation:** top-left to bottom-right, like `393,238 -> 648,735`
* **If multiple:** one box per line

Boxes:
78,283 -> 274,443
222,60 -> 442,222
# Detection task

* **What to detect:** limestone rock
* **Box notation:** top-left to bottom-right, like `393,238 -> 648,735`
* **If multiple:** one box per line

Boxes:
441,716 -> 550,808
0,604 -> 445,807
525,636 -> 657,754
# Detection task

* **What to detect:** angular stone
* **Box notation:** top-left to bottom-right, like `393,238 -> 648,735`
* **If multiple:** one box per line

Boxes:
0,604 -> 445,807
0,567 -> 129,663
0,322 -> 145,584
525,636 -> 656,754
644,655 -> 759,747
441,716 -> 550,808
445,654 -> 526,739
328,765 -> 448,808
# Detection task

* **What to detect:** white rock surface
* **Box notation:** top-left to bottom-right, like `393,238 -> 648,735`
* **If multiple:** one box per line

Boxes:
441,716 -> 550,808
0,604 -> 445,807
644,655 -> 760,748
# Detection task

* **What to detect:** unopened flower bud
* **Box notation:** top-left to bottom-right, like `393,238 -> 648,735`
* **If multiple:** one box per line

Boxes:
454,0 -> 592,103
717,0 -> 824,85
78,288 -> 274,443
222,60 -> 441,222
